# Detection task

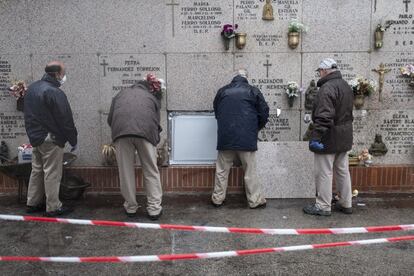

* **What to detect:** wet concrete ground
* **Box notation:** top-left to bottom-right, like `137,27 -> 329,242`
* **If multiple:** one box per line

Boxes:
0,193 -> 413,276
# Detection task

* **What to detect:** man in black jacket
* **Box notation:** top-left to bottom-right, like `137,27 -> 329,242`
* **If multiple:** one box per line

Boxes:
303,58 -> 354,216
211,69 -> 269,209
24,61 -> 78,217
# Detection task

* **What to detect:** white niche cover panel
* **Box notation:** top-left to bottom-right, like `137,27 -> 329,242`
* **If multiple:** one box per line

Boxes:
170,113 -> 217,165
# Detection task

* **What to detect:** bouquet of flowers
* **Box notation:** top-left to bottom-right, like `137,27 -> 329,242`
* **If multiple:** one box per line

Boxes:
8,80 -> 27,99
348,77 -> 376,97
288,20 -> 308,33
285,81 -> 299,107
285,81 -> 299,98
221,24 -> 238,50
221,24 -> 238,39
400,64 -> 414,86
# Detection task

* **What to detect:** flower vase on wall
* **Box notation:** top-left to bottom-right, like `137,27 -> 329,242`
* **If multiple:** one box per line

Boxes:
353,94 -> 365,109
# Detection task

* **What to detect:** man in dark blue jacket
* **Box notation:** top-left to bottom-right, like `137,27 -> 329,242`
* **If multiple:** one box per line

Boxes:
211,69 -> 269,209
24,61 -> 78,217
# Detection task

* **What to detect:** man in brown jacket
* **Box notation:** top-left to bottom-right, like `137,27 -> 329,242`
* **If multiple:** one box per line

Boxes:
303,58 -> 354,216
108,74 -> 164,220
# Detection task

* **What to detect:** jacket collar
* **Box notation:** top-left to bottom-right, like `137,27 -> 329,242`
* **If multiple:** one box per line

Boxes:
41,73 -> 61,88
133,80 -> 150,90
317,71 -> 342,87
231,75 -> 249,84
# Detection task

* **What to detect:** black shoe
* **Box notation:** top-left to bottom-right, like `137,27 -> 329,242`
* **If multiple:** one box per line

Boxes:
44,206 -> 73,217
148,210 -> 162,221
211,200 -> 223,208
303,204 -> 331,216
26,204 -> 46,214
250,202 -> 267,209
334,204 -> 353,214
125,211 -> 137,218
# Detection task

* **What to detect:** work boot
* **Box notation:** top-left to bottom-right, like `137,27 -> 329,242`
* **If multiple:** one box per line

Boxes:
334,204 -> 353,214
303,204 -> 331,216
44,206 -> 73,217
211,200 -> 223,208
249,202 -> 267,209
148,210 -> 163,221
26,204 -> 46,214
125,210 -> 137,218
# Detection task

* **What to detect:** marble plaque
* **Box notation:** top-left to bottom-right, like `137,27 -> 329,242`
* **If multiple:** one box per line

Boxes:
0,111 -> 27,160
69,110 -> 102,166
353,110 -> 414,164
0,55 -> 32,112
257,142 -> 315,198
367,52 -> 414,110
371,0 -> 414,52
235,0 -> 302,52
0,1 -> 31,54
101,110 -> 169,166
98,54 -> 166,112
259,110 -> 300,142
302,52 -> 370,109
27,0 -> 98,54
31,54 -> 100,112
165,0 -> 233,52
302,0 -> 371,52
94,0 -> 166,53
235,53 -> 302,109
166,53 -> 234,110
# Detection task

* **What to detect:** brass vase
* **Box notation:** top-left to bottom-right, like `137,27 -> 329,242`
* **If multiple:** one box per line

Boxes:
235,33 -> 247,50
353,94 -> 365,109
288,32 -> 300,49
374,30 -> 384,49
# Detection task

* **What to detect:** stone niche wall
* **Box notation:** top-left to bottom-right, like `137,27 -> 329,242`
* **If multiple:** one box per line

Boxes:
0,0 -> 413,197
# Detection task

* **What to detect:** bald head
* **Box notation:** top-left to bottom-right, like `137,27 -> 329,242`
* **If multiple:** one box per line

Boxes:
45,61 -> 65,79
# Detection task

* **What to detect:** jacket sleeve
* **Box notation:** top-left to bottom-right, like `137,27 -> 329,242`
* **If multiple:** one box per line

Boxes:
107,98 -> 115,127
49,91 -> 78,146
213,89 -> 222,119
311,86 -> 335,141
255,89 -> 269,130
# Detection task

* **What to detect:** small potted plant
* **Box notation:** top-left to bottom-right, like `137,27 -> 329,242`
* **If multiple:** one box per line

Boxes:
287,20 -> 307,49
8,80 -> 27,112
285,81 -> 299,107
221,24 -> 238,51
348,77 -> 376,109
374,22 -> 391,49
400,64 -> 414,87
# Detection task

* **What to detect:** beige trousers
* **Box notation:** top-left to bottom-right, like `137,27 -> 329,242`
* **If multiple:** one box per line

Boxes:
314,152 -> 352,211
27,142 -> 64,212
212,150 -> 266,208
115,137 -> 162,216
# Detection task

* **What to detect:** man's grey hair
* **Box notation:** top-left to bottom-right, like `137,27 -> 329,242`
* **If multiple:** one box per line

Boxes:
235,68 -> 248,79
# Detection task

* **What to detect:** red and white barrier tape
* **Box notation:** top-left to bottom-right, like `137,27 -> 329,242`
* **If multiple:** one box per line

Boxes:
1,235 -> 413,263
1,214 -> 413,235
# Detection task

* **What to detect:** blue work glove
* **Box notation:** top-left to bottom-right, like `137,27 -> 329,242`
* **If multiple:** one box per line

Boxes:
70,144 -> 77,152
309,139 -> 324,151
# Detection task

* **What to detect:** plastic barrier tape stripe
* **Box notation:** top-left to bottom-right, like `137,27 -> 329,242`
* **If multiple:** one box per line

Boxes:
0,214 -> 413,235
0,235 -> 413,263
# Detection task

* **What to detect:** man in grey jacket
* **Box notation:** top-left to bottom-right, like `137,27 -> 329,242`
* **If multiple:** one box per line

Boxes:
303,58 -> 354,216
108,74 -> 164,220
